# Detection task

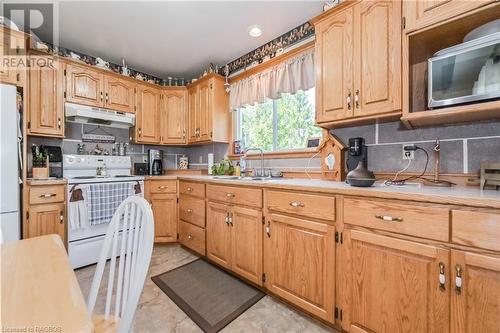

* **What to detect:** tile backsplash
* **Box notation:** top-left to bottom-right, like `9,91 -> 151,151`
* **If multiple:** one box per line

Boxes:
27,119 -> 500,176
332,119 -> 500,174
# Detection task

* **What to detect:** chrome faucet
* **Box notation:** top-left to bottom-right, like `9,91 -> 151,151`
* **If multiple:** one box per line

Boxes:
244,147 -> 265,177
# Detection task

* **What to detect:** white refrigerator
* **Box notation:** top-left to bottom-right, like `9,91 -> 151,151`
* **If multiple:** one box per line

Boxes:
0,83 -> 21,242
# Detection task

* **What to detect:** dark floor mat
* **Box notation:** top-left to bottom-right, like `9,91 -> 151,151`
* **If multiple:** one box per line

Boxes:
152,259 -> 264,333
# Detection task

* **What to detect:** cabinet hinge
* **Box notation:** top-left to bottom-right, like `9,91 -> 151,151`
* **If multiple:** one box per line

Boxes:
334,307 -> 342,321
262,216 -> 265,225
177,197 -> 179,203
63,91 -> 66,99
27,121 -> 30,129
210,83 -> 213,89
262,273 -> 266,283
134,105 -> 137,111
16,73 -> 20,82
402,16 -> 406,30
335,231 -> 343,244
63,69 -> 67,76
26,211 -> 29,220
177,233 -> 179,240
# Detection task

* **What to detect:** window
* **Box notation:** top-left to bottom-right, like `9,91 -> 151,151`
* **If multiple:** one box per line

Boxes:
237,87 -> 321,152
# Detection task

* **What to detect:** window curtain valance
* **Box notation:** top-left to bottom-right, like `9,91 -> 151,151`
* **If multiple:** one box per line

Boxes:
229,48 -> 315,111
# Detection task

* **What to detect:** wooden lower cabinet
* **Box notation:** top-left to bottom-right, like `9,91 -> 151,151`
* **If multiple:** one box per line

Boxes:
341,229 -> 450,333
451,250 -> 500,333
263,213 -> 335,322
26,203 -> 65,244
206,201 -> 263,285
150,193 -> 177,242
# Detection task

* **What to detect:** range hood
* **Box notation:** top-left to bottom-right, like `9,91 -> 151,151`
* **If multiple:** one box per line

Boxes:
65,103 -> 135,129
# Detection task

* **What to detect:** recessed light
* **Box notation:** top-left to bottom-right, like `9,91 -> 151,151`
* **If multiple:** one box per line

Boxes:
248,25 -> 262,38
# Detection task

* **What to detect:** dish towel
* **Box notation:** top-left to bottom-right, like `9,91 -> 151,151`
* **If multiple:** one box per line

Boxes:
68,185 -> 89,230
86,182 -> 136,226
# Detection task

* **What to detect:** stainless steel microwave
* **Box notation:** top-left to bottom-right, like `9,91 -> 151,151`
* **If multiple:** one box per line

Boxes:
428,32 -> 500,108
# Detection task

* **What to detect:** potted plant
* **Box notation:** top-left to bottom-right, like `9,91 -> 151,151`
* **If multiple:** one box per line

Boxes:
211,158 -> 235,176
32,145 -> 49,179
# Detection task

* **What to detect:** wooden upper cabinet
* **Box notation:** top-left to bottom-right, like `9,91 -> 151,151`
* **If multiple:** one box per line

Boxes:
135,84 -> 161,144
313,0 -> 402,126
353,0 -> 401,117
187,86 -> 199,143
198,80 -> 212,141
161,89 -> 187,144
450,250 -> 500,333
206,201 -> 232,269
231,206 -> 263,286
104,76 -> 135,113
65,63 -> 104,107
28,56 -> 64,137
264,213 -> 335,322
341,229 -> 449,333
403,0 -> 496,33
187,74 -> 229,144
315,6 -> 354,123
0,28 -> 26,86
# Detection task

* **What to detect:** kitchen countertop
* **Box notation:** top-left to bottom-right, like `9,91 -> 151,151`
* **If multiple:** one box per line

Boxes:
26,178 -> 68,185
175,175 -> 500,209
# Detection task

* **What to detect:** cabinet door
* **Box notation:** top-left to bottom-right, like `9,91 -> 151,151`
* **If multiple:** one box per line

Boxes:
264,213 -> 335,322
206,201 -> 232,269
27,203 -> 65,244
315,6 -> 354,123
104,76 -> 135,113
150,193 -> 177,242
404,0 -> 496,33
28,56 -> 64,137
198,80 -> 212,141
135,85 -> 160,144
353,0 -> 401,117
0,33 -> 25,86
231,206 -> 263,286
187,86 -> 199,143
451,250 -> 500,333
343,229 -> 449,333
161,90 -> 186,144
65,63 -> 103,107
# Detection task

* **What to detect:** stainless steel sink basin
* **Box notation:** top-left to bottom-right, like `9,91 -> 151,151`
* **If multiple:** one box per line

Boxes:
211,176 -> 282,182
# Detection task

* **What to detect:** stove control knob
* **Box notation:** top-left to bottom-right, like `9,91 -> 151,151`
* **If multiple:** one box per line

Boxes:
67,156 -> 74,163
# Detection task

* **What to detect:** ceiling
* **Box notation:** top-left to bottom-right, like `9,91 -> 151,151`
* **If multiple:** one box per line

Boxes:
9,1 -> 323,79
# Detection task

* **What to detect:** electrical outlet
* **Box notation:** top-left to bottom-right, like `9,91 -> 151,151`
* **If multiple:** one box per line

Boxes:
142,156 -> 148,163
402,144 -> 415,160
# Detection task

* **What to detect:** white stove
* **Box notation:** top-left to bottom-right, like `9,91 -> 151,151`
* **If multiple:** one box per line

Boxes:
63,155 -> 144,269
64,155 -> 144,184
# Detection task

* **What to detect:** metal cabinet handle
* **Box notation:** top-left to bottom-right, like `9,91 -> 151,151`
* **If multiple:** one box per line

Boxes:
266,221 -> 271,238
138,128 -> 142,137
289,201 -> 304,208
187,208 -> 193,213
40,193 -> 56,198
57,118 -> 62,129
375,215 -> 403,222
100,91 -> 103,102
59,212 -> 64,223
355,89 -> 360,109
228,213 -> 233,226
439,262 -> 446,291
226,193 -> 235,198
455,264 -> 463,295
105,92 -> 109,103
188,234 -> 193,240
347,91 -> 352,110
187,187 -> 193,192
158,186 -> 168,189
225,212 -> 230,225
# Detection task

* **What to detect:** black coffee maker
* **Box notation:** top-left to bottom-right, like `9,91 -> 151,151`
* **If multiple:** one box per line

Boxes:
148,149 -> 163,175
347,137 -> 368,172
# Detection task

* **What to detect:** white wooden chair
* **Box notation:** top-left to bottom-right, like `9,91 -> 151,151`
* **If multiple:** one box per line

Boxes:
87,196 -> 154,333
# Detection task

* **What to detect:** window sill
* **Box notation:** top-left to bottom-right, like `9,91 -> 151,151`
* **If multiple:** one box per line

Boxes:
228,148 -> 318,160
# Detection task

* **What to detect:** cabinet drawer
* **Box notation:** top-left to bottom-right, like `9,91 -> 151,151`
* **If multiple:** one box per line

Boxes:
179,220 -> 206,256
266,190 -> 335,221
207,184 -> 262,208
179,195 -> 205,228
344,198 -> 449,242
179,181 -> 205,198
452,210 -> 500,252
148,180 -> 177,194
29,185 -> 65,204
